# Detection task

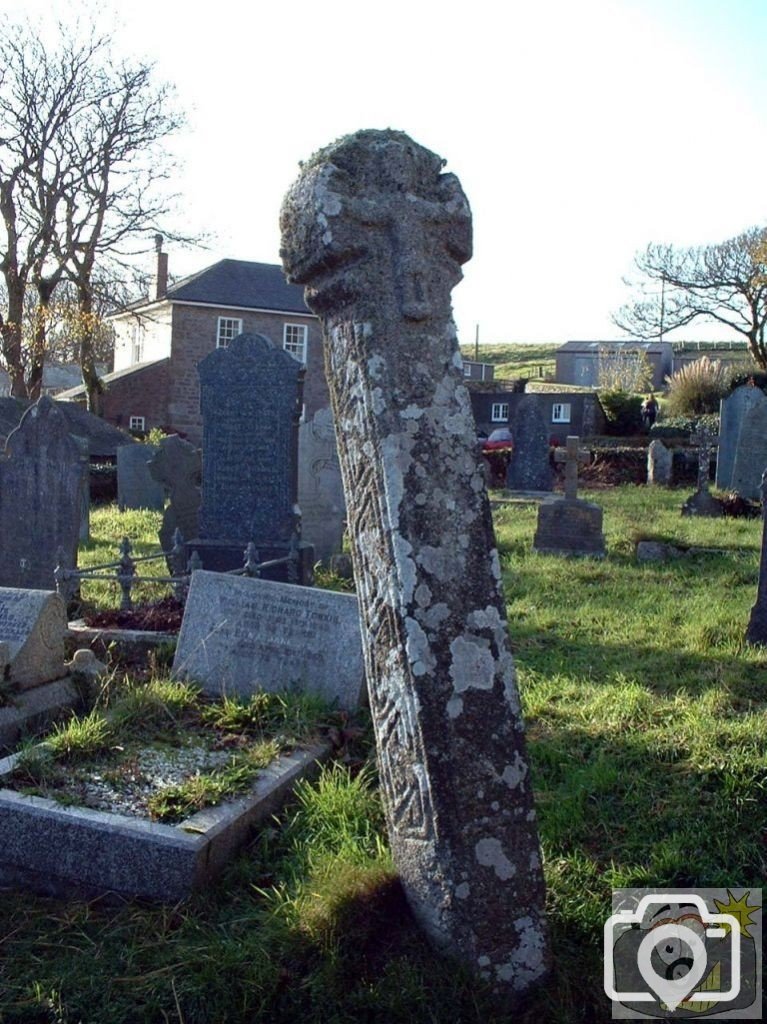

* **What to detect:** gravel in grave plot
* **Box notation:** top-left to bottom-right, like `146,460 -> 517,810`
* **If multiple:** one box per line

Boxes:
41,741 -> 235,819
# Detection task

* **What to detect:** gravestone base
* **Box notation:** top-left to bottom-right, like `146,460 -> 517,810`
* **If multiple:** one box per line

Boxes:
533,498 -> 606,557
185,539 -> 315,585
0,677 -> 79,751
681,490 -> 723,518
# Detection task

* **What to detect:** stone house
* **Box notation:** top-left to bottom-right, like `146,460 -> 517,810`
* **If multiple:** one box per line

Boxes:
59,247 -> 325,444
469,383 -> 605,440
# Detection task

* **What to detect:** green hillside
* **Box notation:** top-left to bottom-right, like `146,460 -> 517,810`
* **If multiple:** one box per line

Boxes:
460,342 -> 558,380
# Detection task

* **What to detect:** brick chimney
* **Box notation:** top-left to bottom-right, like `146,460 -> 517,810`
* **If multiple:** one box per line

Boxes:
154,234 -> 168,300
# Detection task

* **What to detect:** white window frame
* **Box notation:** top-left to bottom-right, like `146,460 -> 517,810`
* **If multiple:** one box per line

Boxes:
552,402 -> 572,424
491,402 -> 509,423
129,415 -> 146,432
131,323 -> 144,365
283,323 -> 308,364
216,317 -> 242,348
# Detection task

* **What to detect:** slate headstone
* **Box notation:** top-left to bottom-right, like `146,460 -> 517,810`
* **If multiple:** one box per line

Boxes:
716,385 -> 767,494
647,439 -> 673,486
198,333 -> 303,546
72,436 -> 91,543
172,571 -> 364,710
0,588 -> 67,689
117,444 -> 165,511
281,128 -> 548,996
298,406 -> 346,564
746,470 -> 767,645
147,435 -> 201,557
506,395 -> 552,492
728,393 -> 767,499
0,397 -> 81,590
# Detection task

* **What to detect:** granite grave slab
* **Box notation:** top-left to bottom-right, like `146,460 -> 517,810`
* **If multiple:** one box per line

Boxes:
172,571 -> 364,710
506,395 -> 552,492
716,385 -> 767,495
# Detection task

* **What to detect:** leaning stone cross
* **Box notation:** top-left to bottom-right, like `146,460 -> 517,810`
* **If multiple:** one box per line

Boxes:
691,426 -> 720,493
281,130 -> 548,997
553,435 -> 590,500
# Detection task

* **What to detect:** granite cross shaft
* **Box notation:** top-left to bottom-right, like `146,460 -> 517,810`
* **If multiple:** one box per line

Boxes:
690,426 -> 720,492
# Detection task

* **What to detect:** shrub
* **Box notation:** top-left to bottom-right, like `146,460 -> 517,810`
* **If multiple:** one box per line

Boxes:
727,369 -> 767,393
649,413 -> 720,439
598,390 -> 644,435
664,357 -> 731,415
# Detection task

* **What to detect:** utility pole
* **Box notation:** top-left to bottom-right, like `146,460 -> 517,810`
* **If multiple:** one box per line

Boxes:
474,323 -> 479,361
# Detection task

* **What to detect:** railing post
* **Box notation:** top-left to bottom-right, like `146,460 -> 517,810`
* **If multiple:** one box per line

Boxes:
54,545 -> 78,604
116,537 -> 136,611
244,542 -> 261,578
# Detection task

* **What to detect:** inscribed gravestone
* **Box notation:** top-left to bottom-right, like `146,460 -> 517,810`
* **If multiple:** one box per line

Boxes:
117,444 -> 165,511
198,333 -> 303,546
172,571 -> 364,709
298,406 -> 345,563
281,129 -> 548,996
147,435 -> 201,557
728,392 -> 767,499
506,395 -> 552,492
0,397 -> 81,590
0,588 -> 67,689
715,385 -> 767,494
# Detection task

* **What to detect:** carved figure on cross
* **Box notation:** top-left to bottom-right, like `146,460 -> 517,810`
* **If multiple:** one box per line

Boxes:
553,435 -> 590,501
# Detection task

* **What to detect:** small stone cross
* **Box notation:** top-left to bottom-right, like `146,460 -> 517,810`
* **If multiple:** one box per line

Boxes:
554,435 -> 590,500
690,427 -> 720,492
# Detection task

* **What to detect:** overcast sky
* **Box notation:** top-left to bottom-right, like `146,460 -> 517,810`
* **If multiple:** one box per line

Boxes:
8,0 -> 767,345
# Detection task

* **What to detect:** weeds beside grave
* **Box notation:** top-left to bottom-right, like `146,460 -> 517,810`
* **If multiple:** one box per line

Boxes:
1,488 -> 765,1023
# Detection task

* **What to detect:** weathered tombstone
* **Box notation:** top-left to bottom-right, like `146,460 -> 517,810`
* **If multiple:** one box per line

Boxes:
188,334 -> 313,581
298,406 -> 346,564
647,439 -> 673,486
147,435 -> 201,558
71,436 -> 91,544
117,443 -> 165,512
716,384 -> 767,495
0,397 -> 81,589
727,391 -> 767,499
681,427 -> 722,517
172,571 -> 364,709
745,470 -> 767,645
506,395 -> 552,492
533,436 -> 605,557
0,588 -> 67,689
281,129 -> 548,996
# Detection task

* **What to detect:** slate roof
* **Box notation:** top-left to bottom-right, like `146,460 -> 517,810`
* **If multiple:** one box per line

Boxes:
0,397 -> 135,457
57,358 -> 169,400
112,259 -> 311,316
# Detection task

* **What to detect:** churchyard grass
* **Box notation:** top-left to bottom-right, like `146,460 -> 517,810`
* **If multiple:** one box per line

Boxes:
77,505 -> 170,608
1,485 -> 765,1022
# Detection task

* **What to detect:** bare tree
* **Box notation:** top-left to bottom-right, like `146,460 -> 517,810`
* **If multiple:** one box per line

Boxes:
613,226 -> 767,368
0,15 -> 187,408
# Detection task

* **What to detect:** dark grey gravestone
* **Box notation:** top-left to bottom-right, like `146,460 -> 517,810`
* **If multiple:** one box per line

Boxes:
72,436 -> 91,543
716,385 -> 767,493
172,571 -> 364,709
281,129 -> 548,997
0,397 -> 81,590
535,437 -> 605,556
147,435 -> 201,558
746,470 -> 767,645
198,333 -> 303,546
647,439 -> 673,485
506,396 -> 552,492
117,444 -> 165,511
298,406 -> 346,564
728,394 -> 767,499
0,587 -> 67,689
